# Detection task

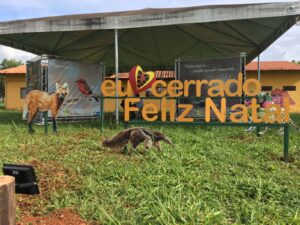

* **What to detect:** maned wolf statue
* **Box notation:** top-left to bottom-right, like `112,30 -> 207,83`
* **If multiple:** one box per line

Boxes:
23,83 -> 69,133
102,127 -> 174,153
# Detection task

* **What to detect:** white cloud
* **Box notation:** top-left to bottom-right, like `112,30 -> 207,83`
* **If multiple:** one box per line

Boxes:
259,25 -> 300,61
0,46 -> 36,63
0,0 -> 297,20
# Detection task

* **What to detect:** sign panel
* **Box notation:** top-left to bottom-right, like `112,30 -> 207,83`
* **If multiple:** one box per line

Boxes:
48,59 -> 103,118
178,57 -> 242,118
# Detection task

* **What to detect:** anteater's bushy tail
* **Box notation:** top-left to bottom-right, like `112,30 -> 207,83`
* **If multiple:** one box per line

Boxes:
22,100 -> 28,120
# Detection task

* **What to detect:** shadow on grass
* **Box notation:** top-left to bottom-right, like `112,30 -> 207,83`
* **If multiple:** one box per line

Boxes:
1,109 -> 300,134
0,109 -> 23,124
0,109 -> 115,130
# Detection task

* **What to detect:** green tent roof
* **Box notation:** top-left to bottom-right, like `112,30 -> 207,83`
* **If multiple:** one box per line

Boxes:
0,1 -> 299,71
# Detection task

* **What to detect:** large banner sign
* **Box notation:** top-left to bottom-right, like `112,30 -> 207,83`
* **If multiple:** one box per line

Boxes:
178,57 -> 241,117
101,64 -> 290,124
48,59 -> 102,118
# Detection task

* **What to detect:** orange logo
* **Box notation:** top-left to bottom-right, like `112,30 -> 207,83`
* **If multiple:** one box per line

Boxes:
129,65 -> 156,94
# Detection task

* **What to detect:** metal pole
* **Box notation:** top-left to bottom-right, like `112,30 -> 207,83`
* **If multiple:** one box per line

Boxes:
100,96 -> 104,132
256,126 -> 260,137
284,123 -> 289,162
257,54 -> 261,81
44,112 -> 48,134
243,53 -> 246,81
240,52 -> 246,103
100,62 -> 105,131
115,29 -> 119,125
176,59 -> 181,117
256,55 -> 261,135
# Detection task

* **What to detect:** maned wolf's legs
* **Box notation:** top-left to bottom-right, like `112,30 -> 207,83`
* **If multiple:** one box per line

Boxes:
51,110 -> 58,132
52,117 -> 57,133
28,108 -> 38,133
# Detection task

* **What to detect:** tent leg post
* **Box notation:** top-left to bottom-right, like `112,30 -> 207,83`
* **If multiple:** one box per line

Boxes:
115,29 -> 119,126
44,112 -> 48,134
100,96 -> 104,132
257,54 -> 261,81
256,126 -> 260,137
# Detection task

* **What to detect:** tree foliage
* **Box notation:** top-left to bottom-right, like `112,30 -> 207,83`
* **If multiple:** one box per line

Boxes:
0,59 -> 22,70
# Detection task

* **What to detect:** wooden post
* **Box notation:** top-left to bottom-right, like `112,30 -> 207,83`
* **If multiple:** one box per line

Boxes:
0,176 -> 16,225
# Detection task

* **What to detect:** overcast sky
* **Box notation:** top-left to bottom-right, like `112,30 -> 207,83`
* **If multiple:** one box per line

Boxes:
0,0 -> 299,62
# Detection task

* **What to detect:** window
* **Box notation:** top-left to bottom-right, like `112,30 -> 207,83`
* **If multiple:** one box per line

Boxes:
261,86 -> 272,91
20,88 -> 27,99
283,86 -> 296,91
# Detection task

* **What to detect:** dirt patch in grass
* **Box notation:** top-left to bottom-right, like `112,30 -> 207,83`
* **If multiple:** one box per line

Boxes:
228,133 -> 257,142
17,159 -> 80,217
31,159 -> 78,192
19,209 -> 94,225
269,153 -> 295,163
72,132 -> 91,141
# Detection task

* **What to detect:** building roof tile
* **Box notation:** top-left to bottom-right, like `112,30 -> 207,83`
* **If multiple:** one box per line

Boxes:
1,61 -> 300,77
246,61 -> 300,71
0,64 -> 26,75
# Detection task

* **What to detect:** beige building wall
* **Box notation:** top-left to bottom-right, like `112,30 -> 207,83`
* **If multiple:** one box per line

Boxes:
5,75 -> 26,110
247,71 -> 300,112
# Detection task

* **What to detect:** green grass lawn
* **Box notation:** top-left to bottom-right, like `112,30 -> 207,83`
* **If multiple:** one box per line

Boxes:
0,109 -> 300,224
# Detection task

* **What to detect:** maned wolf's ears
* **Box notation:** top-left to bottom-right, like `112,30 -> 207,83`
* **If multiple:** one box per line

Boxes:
55,82 -> 61,90
63,83 -> 69,93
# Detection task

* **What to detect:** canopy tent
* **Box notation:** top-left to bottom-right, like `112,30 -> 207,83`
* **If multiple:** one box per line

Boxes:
0,2 -> 299,72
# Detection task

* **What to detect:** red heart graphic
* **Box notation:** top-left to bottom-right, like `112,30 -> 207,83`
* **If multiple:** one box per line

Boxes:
129,65 -> 156,94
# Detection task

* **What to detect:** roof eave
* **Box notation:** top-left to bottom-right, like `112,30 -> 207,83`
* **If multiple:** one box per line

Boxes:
0,2 -> 299,34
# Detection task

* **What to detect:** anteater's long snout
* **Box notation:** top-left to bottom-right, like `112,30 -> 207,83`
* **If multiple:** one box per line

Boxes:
163,137 -> 174,147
